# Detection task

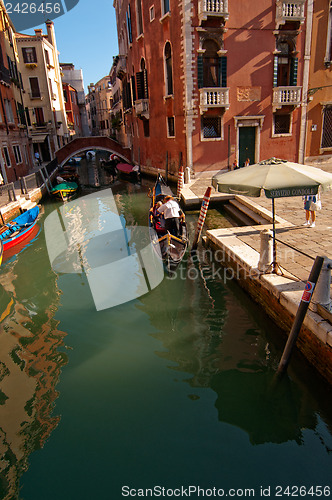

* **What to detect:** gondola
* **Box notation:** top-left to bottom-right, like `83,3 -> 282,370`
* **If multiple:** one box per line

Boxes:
0,206 -> 40,252
51,181 -> 78,201
148,174 -> 188,271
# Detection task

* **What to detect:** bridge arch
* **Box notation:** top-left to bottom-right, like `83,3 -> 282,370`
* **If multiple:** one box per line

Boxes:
55,137 -> 132,167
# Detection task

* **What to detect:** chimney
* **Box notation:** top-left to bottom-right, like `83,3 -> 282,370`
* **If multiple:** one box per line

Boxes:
45,19 -> 56,47
34,28 -> 43,39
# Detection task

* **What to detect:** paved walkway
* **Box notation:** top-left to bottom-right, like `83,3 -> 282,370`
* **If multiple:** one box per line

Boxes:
186,159 -> 332,283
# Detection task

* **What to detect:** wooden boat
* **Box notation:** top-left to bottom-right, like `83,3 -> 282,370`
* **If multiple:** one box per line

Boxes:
116,162 -> 141,182
51,181 -> 78,201
148,174 -> 188,271
0,206 -> 40,252
67,156 -> 81,165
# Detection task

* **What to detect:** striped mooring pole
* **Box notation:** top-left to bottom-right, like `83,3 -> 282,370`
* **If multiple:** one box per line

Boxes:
177,165 -> 184,199
191,186 -> 212,252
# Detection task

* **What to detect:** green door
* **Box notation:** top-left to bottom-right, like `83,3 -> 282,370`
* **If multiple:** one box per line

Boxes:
239,127 -> 255,167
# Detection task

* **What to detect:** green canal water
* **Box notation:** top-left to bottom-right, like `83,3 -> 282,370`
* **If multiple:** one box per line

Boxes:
0,178 -> 332,500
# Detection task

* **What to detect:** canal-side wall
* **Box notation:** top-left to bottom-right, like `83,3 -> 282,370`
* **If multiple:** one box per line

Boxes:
205,229 -> 332,385
0,166 -> 58,223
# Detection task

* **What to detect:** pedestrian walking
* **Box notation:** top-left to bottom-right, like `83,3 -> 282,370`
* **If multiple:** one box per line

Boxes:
303,193 -> 321,227
34,151 -> 41,166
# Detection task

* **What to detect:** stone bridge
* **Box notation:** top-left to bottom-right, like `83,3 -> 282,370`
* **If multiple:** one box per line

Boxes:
55,136 -> 132,166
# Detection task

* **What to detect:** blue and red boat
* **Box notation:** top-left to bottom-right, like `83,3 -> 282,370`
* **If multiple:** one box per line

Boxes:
0,206 -> 40,252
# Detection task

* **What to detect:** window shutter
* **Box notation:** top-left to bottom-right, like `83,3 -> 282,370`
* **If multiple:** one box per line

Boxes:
273,56 -> 278,87
143,69 -> 149,98
136,71 -> 143,99
219,56 -> 227,88
290,57 -> 298,86
131,75 -> 136,102
197,54 -> 203,89
126,6 -> 132,44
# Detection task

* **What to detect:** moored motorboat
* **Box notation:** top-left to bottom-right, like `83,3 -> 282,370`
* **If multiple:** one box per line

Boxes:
116,162 -> 141,182
51,181 -> 78,201
148,174 -> 188,271
0,206 -> 40,252
0,239 -> 3,266
67,156 -> 81,165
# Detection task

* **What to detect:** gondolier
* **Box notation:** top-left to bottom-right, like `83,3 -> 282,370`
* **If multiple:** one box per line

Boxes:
157,195 -> 183,237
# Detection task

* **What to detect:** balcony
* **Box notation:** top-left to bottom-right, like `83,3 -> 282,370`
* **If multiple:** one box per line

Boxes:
199,87 -> 229,114
198,0 -> 229,24
275,1 -> 306,27
135,99 -> 149,119
273,86 -> 302,110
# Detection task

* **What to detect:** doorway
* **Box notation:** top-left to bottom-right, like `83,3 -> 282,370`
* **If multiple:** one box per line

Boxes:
239,127 -> 256,167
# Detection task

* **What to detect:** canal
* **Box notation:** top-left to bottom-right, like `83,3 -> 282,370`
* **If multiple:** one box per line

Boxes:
0,167 -> 332,499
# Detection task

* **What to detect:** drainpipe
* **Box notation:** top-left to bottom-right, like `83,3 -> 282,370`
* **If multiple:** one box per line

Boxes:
298,0 -> 314,164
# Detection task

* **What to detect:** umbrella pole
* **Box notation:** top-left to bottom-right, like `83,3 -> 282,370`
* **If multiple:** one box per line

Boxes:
272,197 -> 277,273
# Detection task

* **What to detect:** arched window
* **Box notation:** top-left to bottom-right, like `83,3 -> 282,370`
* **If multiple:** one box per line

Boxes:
203,39 -> 219,87
165,42 -> 173,95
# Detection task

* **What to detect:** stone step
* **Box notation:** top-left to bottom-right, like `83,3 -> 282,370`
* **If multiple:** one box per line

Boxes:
223,203 -> 256,226
20,200 -> 37,211
228,199 -> 269,225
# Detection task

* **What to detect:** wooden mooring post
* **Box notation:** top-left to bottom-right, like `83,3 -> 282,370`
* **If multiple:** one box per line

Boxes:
276,256 -> 324,376
191,187 -> 212,252
177,166 -> 184,199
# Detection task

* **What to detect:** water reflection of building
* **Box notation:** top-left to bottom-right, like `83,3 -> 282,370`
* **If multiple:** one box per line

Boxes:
139,252 -> 324,445
0,242 -> 67,500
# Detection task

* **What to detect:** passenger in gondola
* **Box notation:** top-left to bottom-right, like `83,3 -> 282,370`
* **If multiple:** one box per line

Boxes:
150,201 -> 165,233
157,195 -> 183,237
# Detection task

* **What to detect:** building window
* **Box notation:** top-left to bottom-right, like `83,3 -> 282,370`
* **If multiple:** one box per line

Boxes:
202,116 -> 221,139
321,106 -> 332,149
22,47 -> 37,64
167,116 -> 175,137
126,5 -> 133,44
4,99 -> 14,123
2,146 -> 11,167
165,42 -> 173,96
34,107 -> 45,126
29,77 -> 41,98
273,40 -> 298,87
198,40 -> 227,89
150,5 -> 155,21
273,113 -> 291,135
136,0 -> 143,36
13,145 -> 22,164
44,49 -> 50,66
161,0 -> 170,16
143,120 -> 150,137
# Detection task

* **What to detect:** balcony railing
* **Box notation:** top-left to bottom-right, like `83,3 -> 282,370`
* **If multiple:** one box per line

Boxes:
276,1 -> 305,26
198,0 -> 229,24
199,87 -> 229,113
135,99 -> 149,119
273,86 -> 302,109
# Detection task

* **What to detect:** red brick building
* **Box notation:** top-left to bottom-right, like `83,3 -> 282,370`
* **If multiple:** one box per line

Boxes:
63,83 -> 83,137
305,0 -> 332,160
0,4 -> 33,183
113,0 -> 308,175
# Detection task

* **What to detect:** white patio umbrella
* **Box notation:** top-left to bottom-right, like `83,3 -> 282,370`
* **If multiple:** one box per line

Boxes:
212,158 -> 332,273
